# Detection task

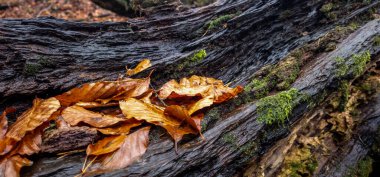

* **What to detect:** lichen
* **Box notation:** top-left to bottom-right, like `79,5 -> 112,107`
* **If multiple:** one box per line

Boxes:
256,88 -> 301,125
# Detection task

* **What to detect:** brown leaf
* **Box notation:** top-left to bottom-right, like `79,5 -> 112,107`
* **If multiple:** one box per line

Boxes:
158,75 -> 243,105
119,98 -> 197,144
187,96 -> 214,115
0,155 -> 32,177
86,135 -> 127,156
6,97 -> 60,141
86,127 -> 150,175
0,108 -> 15,140
126,59 -> 151,76
14,128 -> 43,156
56,78 -> 150,107
164,105 -> 202,132
74,102 -> 119,109
97,119 -> 143,135
61,106 -> 125,128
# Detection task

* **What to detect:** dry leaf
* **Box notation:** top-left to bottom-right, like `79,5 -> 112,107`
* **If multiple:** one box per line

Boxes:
74,102 -> 119,109
164,105 -> 202,132
14,128 -> 42,156
61,106 -> 125,128
56,78 -> 150,107
119,98 -> 197,144
187,96 -> 214,115
126,59 -> 151,76
6,98 -> 60,141
0,108 -> 15,140
0,155 -> 32,177
86,127 -> 150,175
86,135 -> 127,156
97,119 -> 143,135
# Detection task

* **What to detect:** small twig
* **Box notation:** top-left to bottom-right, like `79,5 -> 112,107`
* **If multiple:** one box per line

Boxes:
150,83 -> 167,107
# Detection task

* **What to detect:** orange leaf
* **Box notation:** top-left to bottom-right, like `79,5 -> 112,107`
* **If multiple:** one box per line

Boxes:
158,75 -> 242,104
14,128 -> 42,156
187,96 -> 214,115
164,105 -> 202,132
119,98 -> 197,144
61,106 -> 125,128
6,97 -> 60,141
86,127 -> 150,175
97,119 -> 143,135
126,59 -> 151,76
0,155 -> 32,177
86,135 -> 127,156
0,108 -> 15,140
56,78 -> 150,107
74,102 -> 119,109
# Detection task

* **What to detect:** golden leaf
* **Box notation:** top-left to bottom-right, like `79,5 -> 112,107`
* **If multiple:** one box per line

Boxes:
126,59 -> 151,76
86,135 -> 127,156
86,127 -> 150,175
119,98 -> 197,144
61,106 -> 125,128
0,155 -> 32,177
97,119 -> 143,135
6,97 -> 60,141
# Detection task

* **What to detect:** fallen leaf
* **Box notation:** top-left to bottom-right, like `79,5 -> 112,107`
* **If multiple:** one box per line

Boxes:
97,119 -> 143,135
61,106 -> 125,128
187,96 -> 214,115
1,108 -> 16,140
164,105 -> 202,132
119,98 -> 197,144
56,78 -> 149,107
126,59 -> 151,76
86,135 -> 127,156
0,155 -> 32,177
6,97 -> 60,141
15,128 -> 42,156
86,127 -> 150,175
74,102 -> 119,109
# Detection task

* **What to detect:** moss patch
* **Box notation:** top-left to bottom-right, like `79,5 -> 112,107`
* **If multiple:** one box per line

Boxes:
346,157 -> 373,177
335,51 -> 371,78
256,88 -> 301,125
205,14 -> 236,31
374,35 -> 380,46
23,63 -> 42,76
280,148 -> 318,177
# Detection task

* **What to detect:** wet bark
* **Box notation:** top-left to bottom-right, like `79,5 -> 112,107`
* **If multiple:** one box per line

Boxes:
0,0 -> 380,176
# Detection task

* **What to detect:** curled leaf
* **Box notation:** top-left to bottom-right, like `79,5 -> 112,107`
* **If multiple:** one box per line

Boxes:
126,59 -> 151,76
6,97 -> 60,141
61,106 -> 125,128
97,119 -> 143,135
1,108 -> 15,140
86,135 -> 127,156
86,127 -> 150,175
119,98 -> 197,144
15,128 -> 43,156
0,155 -> 32,177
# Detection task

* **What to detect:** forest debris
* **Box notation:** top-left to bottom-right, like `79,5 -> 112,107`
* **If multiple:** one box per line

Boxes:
0,59 -> 242,176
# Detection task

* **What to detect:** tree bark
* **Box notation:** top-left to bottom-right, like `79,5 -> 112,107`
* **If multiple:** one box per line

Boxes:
0,0 -> 380,176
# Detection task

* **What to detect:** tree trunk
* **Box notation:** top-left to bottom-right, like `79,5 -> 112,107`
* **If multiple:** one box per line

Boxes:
1,0 -> 380,176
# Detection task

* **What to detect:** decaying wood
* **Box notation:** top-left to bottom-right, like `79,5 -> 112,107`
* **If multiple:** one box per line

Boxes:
0,0 -> 380,176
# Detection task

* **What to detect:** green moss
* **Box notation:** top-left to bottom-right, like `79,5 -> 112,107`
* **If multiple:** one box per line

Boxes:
346,157 -> 373,177
352,51 -> 371,77
201,108 -> 221,132
23,63 -> 42,76
222,133 -> 237,145
335,51 -> 371,78
373,35 -> 380,46
240,141 -> 258,156
206,14 -> 235,31
38,56 -> 55,67
177,49 -> 207,71
338,80 -> 350,112
320,3 -> 334,13
256,88 -> 301,125
190,49 -> 207,62
348,22 -> 359,30
281,148 -> 318,177
244,79 -> 269,99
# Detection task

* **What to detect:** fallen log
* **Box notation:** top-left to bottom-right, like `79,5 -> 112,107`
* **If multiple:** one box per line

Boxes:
0,0 -> 380,176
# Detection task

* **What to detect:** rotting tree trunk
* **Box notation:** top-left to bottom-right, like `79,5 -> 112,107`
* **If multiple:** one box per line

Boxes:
0,0 -> 380,176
